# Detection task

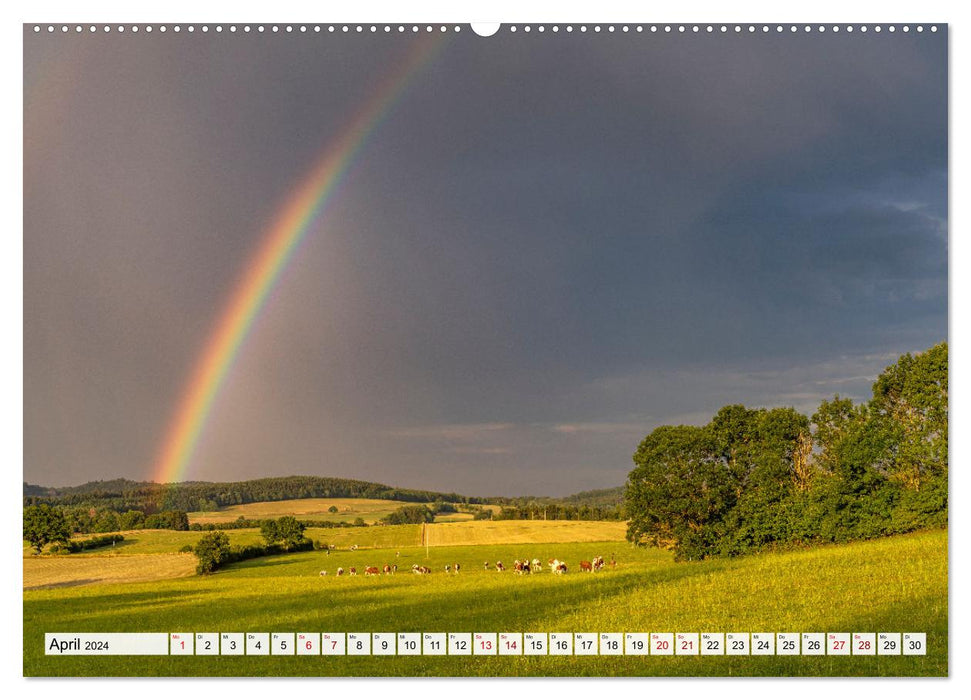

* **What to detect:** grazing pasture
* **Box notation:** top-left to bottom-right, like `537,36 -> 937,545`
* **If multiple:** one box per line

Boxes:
23,528 -> 946,676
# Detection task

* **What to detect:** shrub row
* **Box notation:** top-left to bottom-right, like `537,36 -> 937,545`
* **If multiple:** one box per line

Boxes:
189,518 -> 368,531
50,534 -> 125,554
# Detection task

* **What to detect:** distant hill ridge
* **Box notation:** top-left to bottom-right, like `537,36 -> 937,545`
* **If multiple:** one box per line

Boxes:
23,475 -> 624,512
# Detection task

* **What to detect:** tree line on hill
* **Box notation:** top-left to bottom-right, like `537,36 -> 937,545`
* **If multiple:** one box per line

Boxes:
23,475 -> 488,514
22,503 -> 190,549
625,342 -> 947,560
189,516 -> 371,531
493,503 -> 624,521
25,472 -> 630,527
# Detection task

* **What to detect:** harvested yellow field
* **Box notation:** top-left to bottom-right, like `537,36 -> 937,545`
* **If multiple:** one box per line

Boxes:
189,498 -> 410,524
23,553 -> 196,590
431,512 -> 475,522
425,520 -> 628,546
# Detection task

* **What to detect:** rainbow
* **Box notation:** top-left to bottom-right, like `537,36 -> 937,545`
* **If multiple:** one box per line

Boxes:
151,34 -> 445,485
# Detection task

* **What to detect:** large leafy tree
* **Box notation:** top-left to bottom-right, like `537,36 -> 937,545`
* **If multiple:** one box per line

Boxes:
193,531 -> 230,575
23,504 -> 72,554
869,342 -> 948,491
259,519 -> 280,546
715,407 -> 810,554
275,516 -> 306,550
260,516 -> 306,549
625,425 -> 735,559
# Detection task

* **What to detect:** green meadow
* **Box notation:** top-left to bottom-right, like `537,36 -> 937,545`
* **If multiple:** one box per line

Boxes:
23,527 -> 946,676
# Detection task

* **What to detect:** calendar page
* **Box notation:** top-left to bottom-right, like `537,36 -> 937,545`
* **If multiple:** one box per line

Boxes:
22,16 -> 948,679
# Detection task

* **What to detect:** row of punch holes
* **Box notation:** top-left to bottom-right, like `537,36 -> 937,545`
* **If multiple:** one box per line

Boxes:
33,24 -> 939,35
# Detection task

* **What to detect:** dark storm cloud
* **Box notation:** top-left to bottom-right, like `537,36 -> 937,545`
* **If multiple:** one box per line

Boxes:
24,28 -> 946,495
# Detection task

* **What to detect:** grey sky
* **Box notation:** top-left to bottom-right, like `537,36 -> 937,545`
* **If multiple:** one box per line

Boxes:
24,27 -> 947,496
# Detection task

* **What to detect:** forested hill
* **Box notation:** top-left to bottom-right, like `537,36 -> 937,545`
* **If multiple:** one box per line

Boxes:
559,487 -> 625,507
23,475 -> 625,514
23,475 -> 487,513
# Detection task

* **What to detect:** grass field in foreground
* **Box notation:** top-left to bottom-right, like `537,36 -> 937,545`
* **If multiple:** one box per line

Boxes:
23,529 -> 946,676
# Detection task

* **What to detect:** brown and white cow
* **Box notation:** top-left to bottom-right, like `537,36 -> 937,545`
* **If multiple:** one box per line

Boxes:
336,567 -> 344,576
579,560 -> 593,572
349,567 -> 357,576
364,566 -> 380,576
495,561 -> 505,572
383,564 -> 392,575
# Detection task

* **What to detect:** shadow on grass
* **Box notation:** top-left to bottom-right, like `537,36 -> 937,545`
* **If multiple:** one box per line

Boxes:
25,579 -> 100,591
22,562 -> 947,677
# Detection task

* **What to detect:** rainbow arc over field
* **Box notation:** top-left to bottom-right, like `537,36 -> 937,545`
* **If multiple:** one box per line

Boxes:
151,35 -> 444,486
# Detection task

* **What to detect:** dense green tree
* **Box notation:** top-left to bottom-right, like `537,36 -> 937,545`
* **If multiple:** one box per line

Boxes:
144,510 -> 189,530
869,342 -> 948,491
275,516 -> 306,550
260,519 -> 280,546
94,510 -> 119,533
625,343 -> 947,559
625,425 -> 735,559
118,510 -> 146,530
193,532 -> 230,575
23,504 -> 72,553
383,505 -> 434,525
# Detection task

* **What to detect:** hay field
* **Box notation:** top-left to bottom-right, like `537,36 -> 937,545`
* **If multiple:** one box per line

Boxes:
188,498 -> 411,524
24,553 -> 196,590
425,520 -> 628,546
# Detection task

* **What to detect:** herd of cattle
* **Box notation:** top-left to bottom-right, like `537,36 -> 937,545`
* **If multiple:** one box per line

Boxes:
319,555 -> 613,577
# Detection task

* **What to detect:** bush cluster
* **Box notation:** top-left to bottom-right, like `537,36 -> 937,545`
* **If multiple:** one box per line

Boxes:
193,519 -> 315,574
49,534 -> 125,554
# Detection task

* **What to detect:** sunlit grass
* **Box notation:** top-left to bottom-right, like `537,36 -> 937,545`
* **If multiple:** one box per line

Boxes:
24,529 -> 946,676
